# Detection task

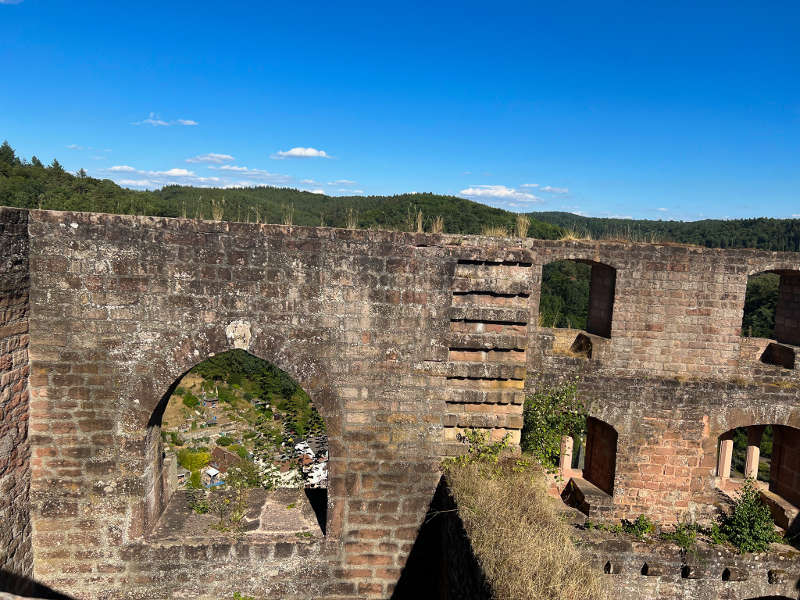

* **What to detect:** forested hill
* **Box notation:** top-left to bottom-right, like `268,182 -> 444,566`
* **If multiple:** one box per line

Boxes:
0,141 -> 561,239
531,211 -> 800,252
2,140 -> 800,252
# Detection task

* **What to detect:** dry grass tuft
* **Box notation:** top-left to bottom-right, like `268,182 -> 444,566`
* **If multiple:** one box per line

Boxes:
282,203 -> 294,226
559,228 -> 592,241
481,225 -> 509,237
431,215 -> 445,234
515,214 -> 530,238
345,207 -> 358,229
211,196 -> 225,221
445,456 -> 606,600
416,209 -> 424,233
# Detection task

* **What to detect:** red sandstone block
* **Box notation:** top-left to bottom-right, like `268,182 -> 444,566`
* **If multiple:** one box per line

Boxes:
346,554 -> 393,566
334,568 -> 372,579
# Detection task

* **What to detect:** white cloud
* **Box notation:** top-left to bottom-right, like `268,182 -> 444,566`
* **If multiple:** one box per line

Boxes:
118,179 -> 154,188
108,165 -> 137,172
310,189 -> 326,194
459,185 -> 542,203
186,153 -> 234,164
151,168 -> 194,177
540,185 -> 569,194
0,1 -> 24,5
66,144 -> 83,150
337,188 -> 364,193
657,207 -> 668,212
793,214 -> 800,218
300,179 -> 319,185
132,112 -> 198,127
328,179 -> 356,185
214,165 -> 249,172
520,183 -> 539,188
272,147 -> 330,159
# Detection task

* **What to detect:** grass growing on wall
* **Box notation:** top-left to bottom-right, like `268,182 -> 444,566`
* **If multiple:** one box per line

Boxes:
444,441 -> 606,600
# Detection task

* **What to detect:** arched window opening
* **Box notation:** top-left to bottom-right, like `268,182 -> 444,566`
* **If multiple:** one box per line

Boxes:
143,349 -> 328,539
742,270 -> 800,368
716,424 -> 800,531
539,260 -> 616,343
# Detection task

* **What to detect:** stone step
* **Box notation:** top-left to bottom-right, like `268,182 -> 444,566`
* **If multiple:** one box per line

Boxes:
451,276 -> 531,296
445,361 -> 526,380
444,411 -> 523,430
448,305 -> 530,325
447,332 -> 528,351
445,387 -> 525,405
451,292 -> 530,309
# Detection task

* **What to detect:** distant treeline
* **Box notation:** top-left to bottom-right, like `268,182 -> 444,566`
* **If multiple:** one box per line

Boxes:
531,211 -> 800,253
1,141 -> 795,339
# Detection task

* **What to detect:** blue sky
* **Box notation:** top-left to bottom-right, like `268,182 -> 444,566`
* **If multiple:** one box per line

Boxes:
1,1 -> 798,220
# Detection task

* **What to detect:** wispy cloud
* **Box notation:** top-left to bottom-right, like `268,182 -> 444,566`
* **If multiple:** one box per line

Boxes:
328,179 -> 356,185
656,207 -> 668,212
132,112 -> 198,127
208,165 -> 292,184
186,153 -> 234,164
540,185 -> 568,194
459,185 -> 542,203
271,147 -> 330,159
300,179 -> 319,185
108,165 -> 137,172
520,183 -> 538,188
0,1 -> 24,5
66,144 -> 83,150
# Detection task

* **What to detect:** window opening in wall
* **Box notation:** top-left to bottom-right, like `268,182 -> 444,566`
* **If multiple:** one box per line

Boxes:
742,273 -> 780,339
583,417 -> 618,495
539,260 -> 616,340
742,270 -> 800,368
144,349 -> 328,539
716,424 -> 800,531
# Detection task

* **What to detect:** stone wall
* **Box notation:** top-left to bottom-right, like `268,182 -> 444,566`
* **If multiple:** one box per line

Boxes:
770,426 -> 800,508
0,208 -> 798,598
0,208 -> 32,584
582,532 -> 800,600
775,270 -> 800,345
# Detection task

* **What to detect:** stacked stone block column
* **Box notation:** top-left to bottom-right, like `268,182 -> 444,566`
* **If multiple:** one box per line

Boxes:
443,255 -> 532,452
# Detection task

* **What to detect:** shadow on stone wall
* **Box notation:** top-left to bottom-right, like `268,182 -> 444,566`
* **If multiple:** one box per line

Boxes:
391,476 -> 492,600
0,571 -> 74,599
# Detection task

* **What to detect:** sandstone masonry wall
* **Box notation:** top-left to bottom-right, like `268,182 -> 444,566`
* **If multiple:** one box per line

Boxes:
0,208 -> 32,584
0,208 -> 798,598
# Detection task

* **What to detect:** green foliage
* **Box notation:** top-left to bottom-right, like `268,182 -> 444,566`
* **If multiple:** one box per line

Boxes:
189,470 -> 202,489
232,594 -> 255,600
187,488 -> 210,513
230,444 -> 249,460
177,449 -> 210,472
443,429 -> 511,468
621,515 -> 655,539
521,380 -> 586,470
169,431 -> 183,446
226,460 -> 267,489
661,521 -> 700,553
718,477 -> 780,553
217,435 -> 234,446
182,392 -> 200,409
